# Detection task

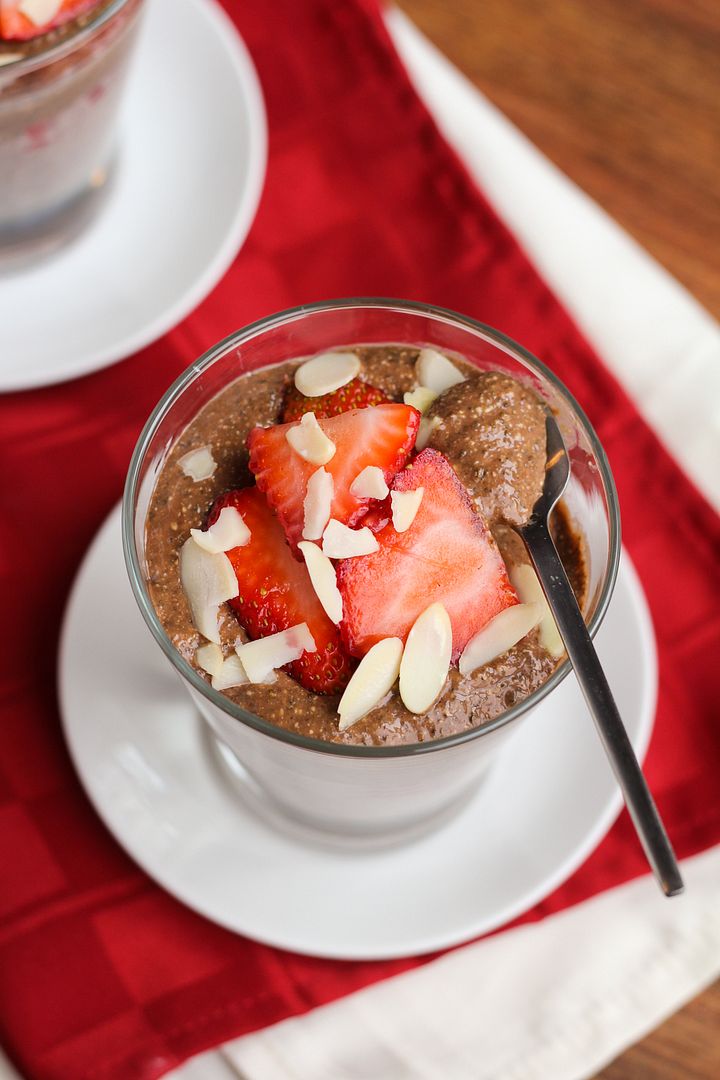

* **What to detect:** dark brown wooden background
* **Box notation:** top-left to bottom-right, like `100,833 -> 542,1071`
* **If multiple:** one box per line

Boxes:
395,0 -> 720,1076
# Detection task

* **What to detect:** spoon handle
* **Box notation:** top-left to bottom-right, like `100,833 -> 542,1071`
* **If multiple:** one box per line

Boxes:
520,517 -> 684,897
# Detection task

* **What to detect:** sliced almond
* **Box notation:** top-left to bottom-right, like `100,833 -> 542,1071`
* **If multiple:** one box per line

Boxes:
338,637 -> 403,731
298,542 -> 343,624
322,519 -> 379,559
302,467 -> 334,540
294,351 -> 361,397
459,602 -> 542,675
195,642 -> 224,678
211,654 -> 251,691
286,412 -> 336,466
391,488 -> 424,533
237,623 -> 316,684
179,538 -> 238,644
19,0 -> 62,26
510,563 -> 564,659
415,415 -> 442,451
416,348 -> 465,394
190,506 -> 250,554
403,386 -> 438,414
177,445 -> 217,482
349,465 -> 389,501
399,602 -> 452,714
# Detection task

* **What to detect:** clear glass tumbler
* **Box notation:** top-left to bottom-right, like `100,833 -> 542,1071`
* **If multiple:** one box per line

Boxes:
123,299 -> 621,847
0,0 -> 144,268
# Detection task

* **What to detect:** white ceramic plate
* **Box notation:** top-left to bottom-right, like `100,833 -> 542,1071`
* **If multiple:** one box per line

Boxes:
0,0 -> 266,391
59,505 -> 657,960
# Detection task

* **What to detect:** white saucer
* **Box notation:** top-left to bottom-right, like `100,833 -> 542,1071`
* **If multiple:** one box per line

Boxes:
0,0 -> 266,391
59,505 -> 657,960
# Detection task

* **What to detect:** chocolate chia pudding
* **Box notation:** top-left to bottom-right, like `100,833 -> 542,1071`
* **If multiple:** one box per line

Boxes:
0,0 -> 143,264
144,346 -> 587,748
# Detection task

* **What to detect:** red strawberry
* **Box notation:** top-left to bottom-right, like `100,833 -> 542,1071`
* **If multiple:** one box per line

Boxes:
0,1 -> 94,41
208,487 -> 353,695
282,378 -> 390,422
248,403 -> 420,552
336,449 -> 518,660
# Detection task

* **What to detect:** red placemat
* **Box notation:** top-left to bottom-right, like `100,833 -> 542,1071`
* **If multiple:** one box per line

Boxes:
1,1 -> 719,1078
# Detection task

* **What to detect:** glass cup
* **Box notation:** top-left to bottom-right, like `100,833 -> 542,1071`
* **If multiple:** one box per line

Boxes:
0,0 -> 144,268
123,299 -> 621,848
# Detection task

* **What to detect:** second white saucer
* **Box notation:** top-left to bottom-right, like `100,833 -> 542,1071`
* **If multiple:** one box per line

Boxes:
59,505 -> 657,960
0,0 -> 266,391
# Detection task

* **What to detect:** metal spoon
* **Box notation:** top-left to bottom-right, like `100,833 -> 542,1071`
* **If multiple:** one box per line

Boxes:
516,413 -> 684,897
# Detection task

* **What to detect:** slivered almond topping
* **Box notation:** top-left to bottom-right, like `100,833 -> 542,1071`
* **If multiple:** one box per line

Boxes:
510,563 -> 564,659
415,415 -> 442,451
416,348 -> 465,393
294,351 -> 361,397
211,655 -> 250,691
190,506 -> 250,554
286,412 -> 336,465
338,637 -> 403,731
399,602 -> 452,714
391,488 -> 424,533
403,386 -> 438,413
236,623 -> 316,683
179,538 -> 238,644
322,518 -> 379,559
459,602 -> 542,675
302,467 -> 334,540
195,642 -> 224,678
178,445 -> 217,482
349,465 -> 389,501
298,542 -> 343,625
19,0 -> 61,25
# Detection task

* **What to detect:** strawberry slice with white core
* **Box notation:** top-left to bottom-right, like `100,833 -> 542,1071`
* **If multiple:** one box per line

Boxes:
337,448 -> 518,659
0,0 -> 92,40
248,403 -> 420,552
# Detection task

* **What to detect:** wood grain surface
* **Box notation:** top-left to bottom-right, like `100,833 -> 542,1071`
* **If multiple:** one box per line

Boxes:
395,0 -> 720,1076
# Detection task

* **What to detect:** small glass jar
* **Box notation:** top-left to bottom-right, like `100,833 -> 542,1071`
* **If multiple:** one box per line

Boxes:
123,299 -> 621,848
0,0 -> 144,268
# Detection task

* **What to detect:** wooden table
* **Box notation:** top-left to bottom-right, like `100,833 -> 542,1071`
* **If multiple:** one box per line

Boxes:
396,1 -> 720,1076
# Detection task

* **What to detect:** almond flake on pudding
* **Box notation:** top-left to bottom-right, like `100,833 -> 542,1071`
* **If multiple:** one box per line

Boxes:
298,541 -> 343,625
286,412 -> 336,465
179,538 -> 239,644
18,0 -> 62,25
459,602 -> 542,675
211,654 -> 251,691
322,518 -> 379,559
237,623 -> 317,684
294,351 -> 361,397
416,348 -> 466,394
391,487 -> 424,533
195,642 -> 224,678
399,602 -> 452,714
510,563 -> 564,659
191,506 -> 250,554
415,415 -> 442,451
403,386 -> 438,414
338,637 -> 404,731
349,465 -> 389,501
302,467 -> 334,540
178,445 -> 217,482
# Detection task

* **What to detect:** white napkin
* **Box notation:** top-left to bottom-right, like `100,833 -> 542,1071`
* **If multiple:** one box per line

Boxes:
214,11 -> 720,1080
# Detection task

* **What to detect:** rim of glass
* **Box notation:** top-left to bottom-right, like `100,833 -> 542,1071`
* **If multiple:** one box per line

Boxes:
0,0 -> 133,74
122,298 -> 622,760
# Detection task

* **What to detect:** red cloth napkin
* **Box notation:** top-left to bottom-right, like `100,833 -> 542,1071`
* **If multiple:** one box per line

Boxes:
1,1 -> 719,1077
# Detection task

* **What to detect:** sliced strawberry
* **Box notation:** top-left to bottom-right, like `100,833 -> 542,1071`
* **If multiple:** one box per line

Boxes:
0,1 -> 94,41
282,377 -> 391,422
336,449 -> 518,660
248,403 -> 420,552
207,487 -> 353,695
